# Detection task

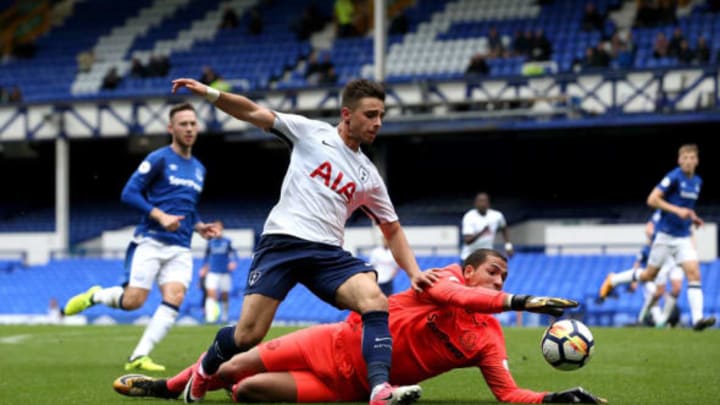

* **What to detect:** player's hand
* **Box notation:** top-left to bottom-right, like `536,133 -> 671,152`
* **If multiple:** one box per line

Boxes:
171,78 -> 208,96
676,207 -> 698,221
410,270 -> 438,292
154,211 -> 184,232
691,213 -> 704,228
511,295 -> 579,317
543,386 -> 607,404
628,281 -> 638,292
195,222 -> 221,239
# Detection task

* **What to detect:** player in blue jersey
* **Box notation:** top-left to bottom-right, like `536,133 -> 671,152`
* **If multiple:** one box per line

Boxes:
200,221 -> 239,323
62,103 -> 220,370
599,144 -> 715,331
170,77 -> 437,405
600,210 -> 683,327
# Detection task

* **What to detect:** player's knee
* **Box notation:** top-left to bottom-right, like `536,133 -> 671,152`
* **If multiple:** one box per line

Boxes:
359,288 -> 389,312
120,292 -> 146,309
684,268 -> 700,282
161,290 -> 186,307
233,325 -> 266,350
233,378 -> 265,401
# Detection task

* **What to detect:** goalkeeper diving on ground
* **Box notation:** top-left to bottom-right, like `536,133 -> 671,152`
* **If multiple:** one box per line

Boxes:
114,248 -> 606,404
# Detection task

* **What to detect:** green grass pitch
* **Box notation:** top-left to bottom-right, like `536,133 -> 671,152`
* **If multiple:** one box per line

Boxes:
0,325 -> 718,404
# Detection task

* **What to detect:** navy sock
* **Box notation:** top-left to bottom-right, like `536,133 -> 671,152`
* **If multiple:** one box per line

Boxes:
361,311 -> 392,389
201,326 -> 240,375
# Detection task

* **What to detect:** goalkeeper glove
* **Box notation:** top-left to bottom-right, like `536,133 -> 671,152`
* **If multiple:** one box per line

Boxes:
543,387 -> 607,404
510,295 -> 579,317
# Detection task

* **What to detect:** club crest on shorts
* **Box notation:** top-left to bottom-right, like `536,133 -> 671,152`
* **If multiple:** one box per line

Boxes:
248,270 -> 261,286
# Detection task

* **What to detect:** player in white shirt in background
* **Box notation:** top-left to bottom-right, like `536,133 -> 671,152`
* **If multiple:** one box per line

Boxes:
460,192 -> 517,325
460,192 -> 514,261
368,237 -> 401,297
171,77 -> 436,405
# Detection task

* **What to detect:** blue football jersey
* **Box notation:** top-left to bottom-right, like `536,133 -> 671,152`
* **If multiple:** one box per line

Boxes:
203,237 -> 238,274
121,145 -> 206,247
654,167 -> 701,237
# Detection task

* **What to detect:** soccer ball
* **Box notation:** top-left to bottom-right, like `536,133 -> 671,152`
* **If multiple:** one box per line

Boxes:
540,319 -> 595,371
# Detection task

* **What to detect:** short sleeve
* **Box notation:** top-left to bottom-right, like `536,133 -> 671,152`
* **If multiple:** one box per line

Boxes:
656,170 -> 675,193
461,211 -> 473,235
362,178 -> 399,224
272,112 -> 320,145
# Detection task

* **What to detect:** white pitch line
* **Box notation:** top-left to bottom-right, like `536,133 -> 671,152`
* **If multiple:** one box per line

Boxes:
0,334 -> 31,344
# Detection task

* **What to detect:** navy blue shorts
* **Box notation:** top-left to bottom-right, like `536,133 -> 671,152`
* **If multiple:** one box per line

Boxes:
245,234 -> 376,306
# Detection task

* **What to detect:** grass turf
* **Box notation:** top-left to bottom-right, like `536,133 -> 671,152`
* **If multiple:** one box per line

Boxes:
0,325 -> 718,404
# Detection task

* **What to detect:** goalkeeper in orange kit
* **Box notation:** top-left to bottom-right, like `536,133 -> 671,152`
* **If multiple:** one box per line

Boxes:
115,249 -> 606,404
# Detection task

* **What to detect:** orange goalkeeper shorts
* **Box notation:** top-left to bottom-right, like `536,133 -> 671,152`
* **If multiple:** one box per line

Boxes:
258,323 -> 368,402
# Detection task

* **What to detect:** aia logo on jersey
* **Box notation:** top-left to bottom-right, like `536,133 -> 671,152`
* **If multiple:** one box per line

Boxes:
310,161 -> 356,202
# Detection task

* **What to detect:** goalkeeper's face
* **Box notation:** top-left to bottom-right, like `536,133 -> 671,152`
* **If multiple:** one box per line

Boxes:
464,255 -> 508,291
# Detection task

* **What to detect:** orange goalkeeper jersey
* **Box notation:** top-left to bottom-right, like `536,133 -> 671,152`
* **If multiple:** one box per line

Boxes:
345,263 -> 546,403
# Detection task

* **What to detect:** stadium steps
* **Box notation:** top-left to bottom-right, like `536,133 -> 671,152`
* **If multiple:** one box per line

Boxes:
71,0 -> 192,95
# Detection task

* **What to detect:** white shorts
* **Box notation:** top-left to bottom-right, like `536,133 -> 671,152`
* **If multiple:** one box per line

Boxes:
205,272 -> 232,293
126,237 -> 193,290
647,232 -> 697,269
655,256 -> 684,286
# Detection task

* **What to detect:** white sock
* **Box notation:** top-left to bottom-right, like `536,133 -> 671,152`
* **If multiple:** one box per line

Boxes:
687,282 -> 704,324
92,286 -> 124,308
610,268 -> 641,287
221,301 -> 229,323
638,284 -> 658,323
130,302 -> 179,360
205,298 -> 219,323
656,295 -> 677,326
650,306 -> 663,324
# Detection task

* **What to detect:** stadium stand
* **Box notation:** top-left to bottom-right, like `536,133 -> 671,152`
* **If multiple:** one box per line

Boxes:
1,253 -> 717,327
3,0 -> 719,102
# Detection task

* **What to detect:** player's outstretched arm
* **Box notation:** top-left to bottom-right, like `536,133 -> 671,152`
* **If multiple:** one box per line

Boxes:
543,387 -> 607,404
171,78 -> 275,130
510,295 -> 579,317
379,221 -> 437,291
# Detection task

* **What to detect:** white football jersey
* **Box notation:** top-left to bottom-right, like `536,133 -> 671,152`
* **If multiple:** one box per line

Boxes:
460,208 -> 507,260
263,112 -> 398,246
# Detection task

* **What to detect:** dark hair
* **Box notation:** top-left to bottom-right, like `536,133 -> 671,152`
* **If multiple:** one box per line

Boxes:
462,248 -> 507,268
169,102 -> 196,121
341,79 -> 385,109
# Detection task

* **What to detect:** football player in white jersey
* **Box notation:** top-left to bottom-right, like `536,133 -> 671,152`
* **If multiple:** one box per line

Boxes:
460,192 -> 513,261
171,77 -> 437,405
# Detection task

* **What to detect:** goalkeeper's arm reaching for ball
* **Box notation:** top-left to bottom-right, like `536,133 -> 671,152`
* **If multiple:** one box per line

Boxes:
403,249 -> 606,404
